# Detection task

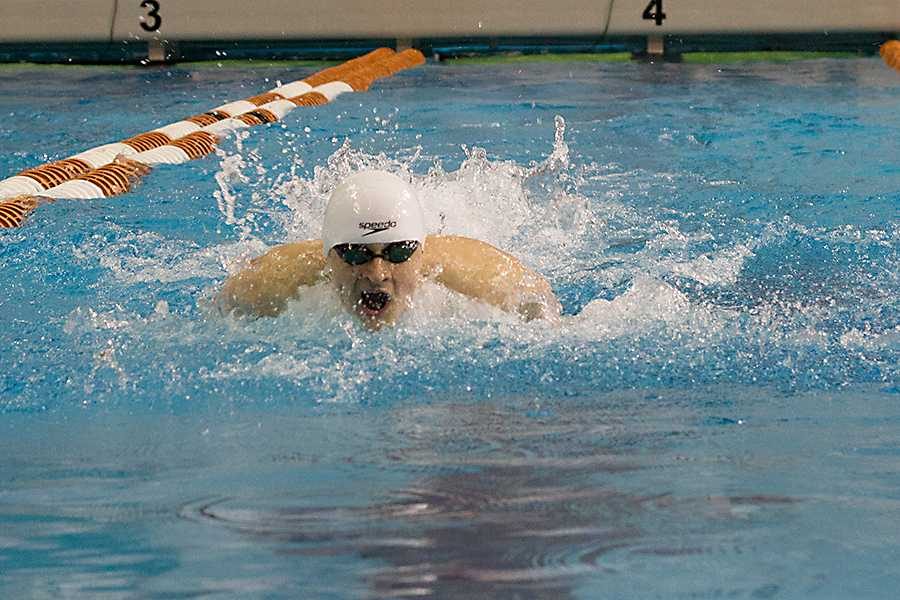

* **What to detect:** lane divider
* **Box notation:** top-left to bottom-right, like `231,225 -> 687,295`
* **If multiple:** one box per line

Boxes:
882,40 -> 900,73
0,47 -> 425,228
0,196 -> 38,229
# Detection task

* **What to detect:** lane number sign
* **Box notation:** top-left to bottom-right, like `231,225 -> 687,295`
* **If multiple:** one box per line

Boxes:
642,0 -> 666,26
140,0 -> 162,32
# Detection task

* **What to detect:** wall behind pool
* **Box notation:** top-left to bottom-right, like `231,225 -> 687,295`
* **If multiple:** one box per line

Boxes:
1,0 -> 897,43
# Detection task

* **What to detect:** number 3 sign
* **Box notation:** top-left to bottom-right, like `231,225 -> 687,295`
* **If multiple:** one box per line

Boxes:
140,0 -> 162,32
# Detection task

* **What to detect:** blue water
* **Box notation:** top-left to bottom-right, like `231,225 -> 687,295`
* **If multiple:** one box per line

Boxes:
1,58 -> 899,598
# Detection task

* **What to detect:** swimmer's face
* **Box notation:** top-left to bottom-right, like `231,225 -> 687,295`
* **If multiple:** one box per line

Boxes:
326,241 -> 425,331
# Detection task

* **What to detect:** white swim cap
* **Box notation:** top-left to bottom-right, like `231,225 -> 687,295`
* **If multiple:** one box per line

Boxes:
322,170 -> 426,256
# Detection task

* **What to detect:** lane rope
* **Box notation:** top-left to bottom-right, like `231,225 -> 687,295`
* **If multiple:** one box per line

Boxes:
0,47 -> 425,228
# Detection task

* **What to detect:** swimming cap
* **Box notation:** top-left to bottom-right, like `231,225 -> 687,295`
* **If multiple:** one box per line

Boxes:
322,170 -> 426,257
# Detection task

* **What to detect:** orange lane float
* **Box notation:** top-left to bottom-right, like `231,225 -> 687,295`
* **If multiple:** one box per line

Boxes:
0,196 -> 38,229
0,47 -> 426,228
881,40 -> 900,73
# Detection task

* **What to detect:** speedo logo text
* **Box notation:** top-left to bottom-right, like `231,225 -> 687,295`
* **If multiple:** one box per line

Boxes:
359,220 -> 397,236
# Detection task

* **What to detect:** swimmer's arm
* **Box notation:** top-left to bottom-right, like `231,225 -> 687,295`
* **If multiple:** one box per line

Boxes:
423,235 -> 562,322
218,240 -> 326,317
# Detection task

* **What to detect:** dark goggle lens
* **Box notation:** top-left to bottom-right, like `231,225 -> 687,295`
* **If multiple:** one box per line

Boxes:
335,245 -> 374,265
382,241 -> 419,263
334,241 -> 419,265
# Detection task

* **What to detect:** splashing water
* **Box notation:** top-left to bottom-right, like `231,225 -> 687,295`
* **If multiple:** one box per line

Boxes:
10,106 -> 887,408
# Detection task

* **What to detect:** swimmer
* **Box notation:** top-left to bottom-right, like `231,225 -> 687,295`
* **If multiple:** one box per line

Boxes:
219,170 -> 561,330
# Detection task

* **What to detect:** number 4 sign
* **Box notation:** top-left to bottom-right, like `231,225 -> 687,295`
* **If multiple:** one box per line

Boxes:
642,0 -> 666,26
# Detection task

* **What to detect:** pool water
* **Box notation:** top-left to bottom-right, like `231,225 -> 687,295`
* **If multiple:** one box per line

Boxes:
1,57 -> 898,598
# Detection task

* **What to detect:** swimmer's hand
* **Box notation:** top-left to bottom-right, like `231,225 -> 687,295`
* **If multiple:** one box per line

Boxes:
516,299 -> 561,323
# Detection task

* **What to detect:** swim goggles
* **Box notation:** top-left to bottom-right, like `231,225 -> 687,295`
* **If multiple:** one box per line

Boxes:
332,240 -> 420,266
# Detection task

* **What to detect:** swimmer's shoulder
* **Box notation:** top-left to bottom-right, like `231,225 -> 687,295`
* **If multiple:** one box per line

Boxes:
423,234 -> 499,258
244,239 -> 326,287
422,234 -> 518,271
219,239 -> 326,317
422,234 -> 561,322
263,240 -> 325,269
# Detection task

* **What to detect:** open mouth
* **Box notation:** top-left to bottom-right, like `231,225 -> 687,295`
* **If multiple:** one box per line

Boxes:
358,290 -> 391,316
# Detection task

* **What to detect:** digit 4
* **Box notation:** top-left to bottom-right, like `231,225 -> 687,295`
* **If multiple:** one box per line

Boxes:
642,0 -> 666,26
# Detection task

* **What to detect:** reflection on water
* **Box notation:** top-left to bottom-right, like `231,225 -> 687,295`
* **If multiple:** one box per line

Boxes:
181,398 -> 800,598
3,387 -> 898,597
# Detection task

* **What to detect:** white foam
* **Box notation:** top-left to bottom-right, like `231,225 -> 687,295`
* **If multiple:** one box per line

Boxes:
64,306 -> 134,335
666,244 -> 755,286
571,276 -> 723,341
840,326 -> 900,351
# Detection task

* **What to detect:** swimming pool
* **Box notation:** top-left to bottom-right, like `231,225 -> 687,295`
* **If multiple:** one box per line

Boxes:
1,57 -> 898,598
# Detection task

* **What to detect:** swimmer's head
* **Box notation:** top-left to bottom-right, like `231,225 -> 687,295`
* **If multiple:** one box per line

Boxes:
322,171 -> 427,330
322,170 -> 426,255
